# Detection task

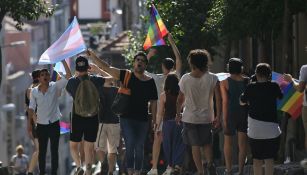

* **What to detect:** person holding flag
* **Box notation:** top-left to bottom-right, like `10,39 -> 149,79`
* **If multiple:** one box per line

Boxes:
146,33 -> 182,175
28,60 -> 72,175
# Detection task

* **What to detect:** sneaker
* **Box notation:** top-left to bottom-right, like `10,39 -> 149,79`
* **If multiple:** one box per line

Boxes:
147,169 -> 158,175
173,166 -> 182,175
162,168 -> 172,175
301,158 -> 307,169
74,167 -> 85,175
207,163 -> 217,175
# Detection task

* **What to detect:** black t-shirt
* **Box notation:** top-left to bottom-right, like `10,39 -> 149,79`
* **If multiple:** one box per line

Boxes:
101,86 -> 119,124
120,70 -> 158,121
66,75 -> 105,117
240,81 -> 283,123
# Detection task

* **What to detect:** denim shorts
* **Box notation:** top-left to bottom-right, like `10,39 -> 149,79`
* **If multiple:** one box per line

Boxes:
182,122 -> 212,146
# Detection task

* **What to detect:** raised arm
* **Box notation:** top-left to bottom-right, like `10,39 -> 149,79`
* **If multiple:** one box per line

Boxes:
87,50 -> 120,80
61,60 -> 72,79
89,63 -> 115,87
168,33 -> 182,75
89,63 -> 112,78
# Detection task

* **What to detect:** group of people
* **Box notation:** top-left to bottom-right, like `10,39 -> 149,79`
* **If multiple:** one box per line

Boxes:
20,32 -> 307,175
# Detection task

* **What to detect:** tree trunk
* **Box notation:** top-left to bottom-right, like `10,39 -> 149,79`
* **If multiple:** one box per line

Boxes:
281,0 -> 290,73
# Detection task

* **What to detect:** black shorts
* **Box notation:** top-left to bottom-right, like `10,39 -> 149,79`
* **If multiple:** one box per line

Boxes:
70,115 -> 99,142
224,111 -> 247,136
249,136 -> 280,160
182,122 -> 212,146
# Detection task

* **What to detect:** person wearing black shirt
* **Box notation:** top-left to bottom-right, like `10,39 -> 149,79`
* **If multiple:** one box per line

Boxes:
240,63 -> 283,175
88,50 -> 158,175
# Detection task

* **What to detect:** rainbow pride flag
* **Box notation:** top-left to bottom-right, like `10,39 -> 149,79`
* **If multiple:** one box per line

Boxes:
143,4 -> 169,50
272,72 -> 303,119
60,121 -> 70,134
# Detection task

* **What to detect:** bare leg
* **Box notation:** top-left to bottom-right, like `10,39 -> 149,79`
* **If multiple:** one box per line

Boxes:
70,141 -> 82,168
96,150 -> 106,163
28,139 -> 39,173
253,159 -> 263,175
192,146 -> 204,175
84,141 -> 95,175
151,132 -> 162,169
264,159 -> 274,175
238,132 -> 247,174
80,140 -> 85,165
224,135 -> 232,173
203,144 -> 213,164
108,153 -> 117,173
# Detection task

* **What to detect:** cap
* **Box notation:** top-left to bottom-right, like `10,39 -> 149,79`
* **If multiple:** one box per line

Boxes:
75,56 -> 89,72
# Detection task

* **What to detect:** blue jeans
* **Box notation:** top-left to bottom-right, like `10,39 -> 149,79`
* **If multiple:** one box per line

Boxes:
120,117 -> 149,171
162,120 -> 185,167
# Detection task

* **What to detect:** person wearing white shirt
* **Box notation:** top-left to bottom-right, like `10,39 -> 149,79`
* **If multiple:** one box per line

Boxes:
28,60 -> 71,175
176,49 -> 221,175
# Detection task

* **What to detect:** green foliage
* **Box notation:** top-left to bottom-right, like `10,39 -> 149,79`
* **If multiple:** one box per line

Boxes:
0,0 -> 56,30
146,0 -> 220,72
122,31 -> 144,68
89,22 -> 107,36
205,0 -> 307,41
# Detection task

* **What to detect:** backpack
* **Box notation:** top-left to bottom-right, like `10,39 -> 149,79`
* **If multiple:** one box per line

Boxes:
74,76 -> 100,117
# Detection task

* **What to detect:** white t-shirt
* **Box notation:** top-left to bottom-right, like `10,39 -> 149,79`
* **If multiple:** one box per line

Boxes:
11,154 -> 29,174
247,116 -> 281,139
145,72 -> 166,100
179,72 -> 218,124
299,65 -> 307,106
29,77 -> 68,124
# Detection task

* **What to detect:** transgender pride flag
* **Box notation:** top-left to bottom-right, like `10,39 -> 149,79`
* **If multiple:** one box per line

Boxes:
39,16 -> 86,65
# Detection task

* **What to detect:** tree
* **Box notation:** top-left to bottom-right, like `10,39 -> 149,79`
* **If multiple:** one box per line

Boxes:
149,0 -> 219,72
205,0 -> 307,71
0,0 -> 55,86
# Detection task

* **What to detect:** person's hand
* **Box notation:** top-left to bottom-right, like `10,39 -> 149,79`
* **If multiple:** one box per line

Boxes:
147,48 -> 157,60
283,74 -> 294,83
88,63 -> 100,74
33,113 -> 37,125
212,116 -> 221,129
86,49 -> 95,58
27,126 -> 34,140
175,113 -> 182,125
155,130 -> 162,138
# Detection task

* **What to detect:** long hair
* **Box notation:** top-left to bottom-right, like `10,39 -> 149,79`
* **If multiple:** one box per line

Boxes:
164,74 -> 179,96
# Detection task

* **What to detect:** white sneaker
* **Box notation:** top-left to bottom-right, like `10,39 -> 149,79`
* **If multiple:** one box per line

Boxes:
147,169 -> 158,175
162,168 -> 172,175
301,158 -> 307,169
